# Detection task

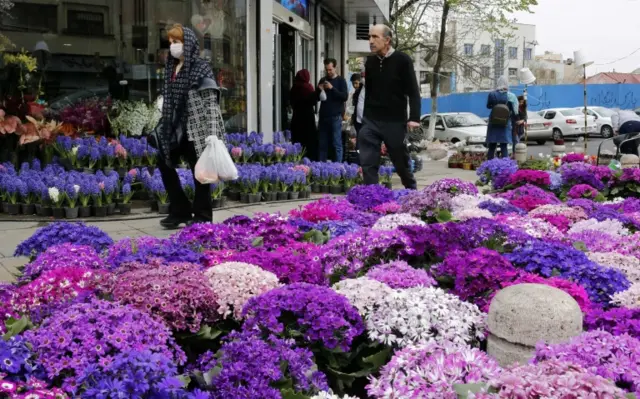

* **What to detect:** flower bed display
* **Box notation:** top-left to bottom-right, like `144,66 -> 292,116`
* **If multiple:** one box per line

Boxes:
0,130 -> 384,219
5,163 -> 640,398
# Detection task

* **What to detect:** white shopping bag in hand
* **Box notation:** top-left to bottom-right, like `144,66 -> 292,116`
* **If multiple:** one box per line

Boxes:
194,136 -> 238,184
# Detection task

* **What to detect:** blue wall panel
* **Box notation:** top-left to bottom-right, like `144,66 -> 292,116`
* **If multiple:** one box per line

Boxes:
420,84 -> 640,117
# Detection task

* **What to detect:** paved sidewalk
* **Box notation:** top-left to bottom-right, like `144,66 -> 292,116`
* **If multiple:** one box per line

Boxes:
0,161 -> 475,282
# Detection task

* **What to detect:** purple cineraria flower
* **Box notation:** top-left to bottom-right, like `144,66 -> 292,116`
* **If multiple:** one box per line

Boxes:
346,184 -> 394,211
366,260 -> 436,289
20,243 -> 105,282
24,299 -> 186,392
14,222 -> 113,258
476,158 -> 518,189
193,330 -> 328,398
242,283 -> 364,351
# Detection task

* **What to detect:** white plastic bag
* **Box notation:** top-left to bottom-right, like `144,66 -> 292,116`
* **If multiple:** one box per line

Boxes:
194,136 -> 238,184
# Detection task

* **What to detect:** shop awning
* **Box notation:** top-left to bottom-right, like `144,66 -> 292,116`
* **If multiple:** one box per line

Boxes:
322,0 -> 390,23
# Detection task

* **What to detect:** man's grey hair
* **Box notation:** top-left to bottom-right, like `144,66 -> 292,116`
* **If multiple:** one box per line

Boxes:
372,24 -> 393,39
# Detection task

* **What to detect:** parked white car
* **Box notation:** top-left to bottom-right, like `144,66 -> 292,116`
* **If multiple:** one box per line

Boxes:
574,106 -> 615,138
537,108 -> 597,140
420,112 -> 487,145
525,111 -> 554,145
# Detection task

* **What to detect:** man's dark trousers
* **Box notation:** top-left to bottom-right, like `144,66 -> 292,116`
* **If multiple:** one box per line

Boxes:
359,117 -> 417,189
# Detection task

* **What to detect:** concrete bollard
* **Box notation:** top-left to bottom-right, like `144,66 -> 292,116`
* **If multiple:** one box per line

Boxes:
486,283 -> 583,367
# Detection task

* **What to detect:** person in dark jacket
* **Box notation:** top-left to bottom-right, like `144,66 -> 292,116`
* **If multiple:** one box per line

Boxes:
155,24 -> 223,229
289,69 -> 318,160
486,76 -> 516,160
359,24 -> 419,189
316,58 -> 348,162
512,95 -> 527,154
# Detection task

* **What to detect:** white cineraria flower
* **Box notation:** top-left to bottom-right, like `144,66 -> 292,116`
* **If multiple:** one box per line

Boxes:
497,215 -> 563,240
612,283 -> 640,308
204,262 -> 281,320
332,277 -> 395,318
48,187 -> 60,203
568,218 -> 630,237
449,193 -> 494,213
367,287 -> 486,348
588,252 -> 640,283
372,213 -> 426,231
603,197 -> 625,205
453,207 -> 494,221
311,392 -> 359,399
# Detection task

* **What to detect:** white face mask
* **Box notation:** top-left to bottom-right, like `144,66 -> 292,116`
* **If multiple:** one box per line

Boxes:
170,43 -> 184,59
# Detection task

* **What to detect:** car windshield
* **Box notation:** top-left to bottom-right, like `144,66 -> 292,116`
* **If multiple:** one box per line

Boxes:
560,109 -> 581,116
592,107 -> 615,117
443,114 -> 486,127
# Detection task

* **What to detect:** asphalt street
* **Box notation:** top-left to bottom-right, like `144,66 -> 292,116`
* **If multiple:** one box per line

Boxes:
524,136 -> 612,158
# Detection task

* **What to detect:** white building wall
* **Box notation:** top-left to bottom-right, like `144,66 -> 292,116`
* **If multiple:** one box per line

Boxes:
452,22 -> 537,92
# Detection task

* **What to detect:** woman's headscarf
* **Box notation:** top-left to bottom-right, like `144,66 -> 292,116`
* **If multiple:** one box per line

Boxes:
496,75 -> 509,92
290,69 -> 314,103
159,27 -> 214,163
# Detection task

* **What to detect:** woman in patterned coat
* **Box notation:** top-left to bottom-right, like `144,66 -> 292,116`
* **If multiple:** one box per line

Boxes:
155,24 -> 225,229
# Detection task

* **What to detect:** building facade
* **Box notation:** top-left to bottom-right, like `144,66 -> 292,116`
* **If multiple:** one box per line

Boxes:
451,22 -> 537,92
0,0 -> 388,141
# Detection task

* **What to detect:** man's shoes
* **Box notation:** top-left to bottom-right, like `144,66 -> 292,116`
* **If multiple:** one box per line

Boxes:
160,215 -> 192,229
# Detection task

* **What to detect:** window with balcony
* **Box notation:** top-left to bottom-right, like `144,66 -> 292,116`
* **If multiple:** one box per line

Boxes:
464,43 -> 474,56
509,47 -> 518,59
480,45 -> 490,56
524,48 -> 532,60
0,3 -> 57,33
66,10 -> 105,36
481,66 -> 490,78
508,68 -> 518,78
464,66 -> 472,77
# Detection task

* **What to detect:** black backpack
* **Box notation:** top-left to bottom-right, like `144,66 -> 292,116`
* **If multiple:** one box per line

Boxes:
489,98 -> 511,127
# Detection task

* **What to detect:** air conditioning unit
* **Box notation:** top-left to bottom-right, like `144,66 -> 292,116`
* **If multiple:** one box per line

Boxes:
348,12 -> 372,55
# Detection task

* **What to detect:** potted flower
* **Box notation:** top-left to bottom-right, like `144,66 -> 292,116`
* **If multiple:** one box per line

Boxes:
49,186 -> 65,219
19,179 -> 36,215
328,165 -> 343,194
379,166 -> 393,190
241,145 -> 255,164
92,182 -> 107,217
274,146 -> 286,163
310,165 -> 321,193
103,144 -> 116,175
120,183 -> 133,215
247,172 -> 262,204
38,186 -> 53,217
289,170 -> 305,200
78,182 -> 92,218
145,145 -> 157,175
293,165 -> 311,198
85,146 -> 100,174
4,177 -> 21,215
115,143 -> 128,178
211,181 -> 225,208
64,184 -> 80,219
231,147 -> 243,164
276,170 -> 292,201
102,179 -> 117,216
152,177 -> 170,214
318,165 -> 331,194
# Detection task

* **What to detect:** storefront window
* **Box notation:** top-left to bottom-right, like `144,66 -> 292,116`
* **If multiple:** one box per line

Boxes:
0,0 -> 247,132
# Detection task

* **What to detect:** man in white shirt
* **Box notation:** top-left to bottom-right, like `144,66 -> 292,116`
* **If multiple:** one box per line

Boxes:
612,109 -> 640,155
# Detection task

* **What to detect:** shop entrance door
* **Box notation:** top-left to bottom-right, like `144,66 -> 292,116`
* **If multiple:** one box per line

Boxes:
272,21 -> 297,132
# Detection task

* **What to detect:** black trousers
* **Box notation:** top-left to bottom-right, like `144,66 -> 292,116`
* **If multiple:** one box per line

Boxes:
359,117 -> 417,189
156,138 -> 212,221
354,122 -> 362,150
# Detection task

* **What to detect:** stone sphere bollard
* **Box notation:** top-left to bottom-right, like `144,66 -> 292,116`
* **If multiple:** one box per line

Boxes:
486,283 -> 583,367
621,154 -> 640,169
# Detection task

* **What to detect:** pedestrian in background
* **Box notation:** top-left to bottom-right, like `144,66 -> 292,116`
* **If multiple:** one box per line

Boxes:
289,69 -> 318,160
154,24 -> 224,229
359,24 -> 419,190
512,95 -> 527,155
485,76 -> 516,160
612,108 -> 640,155
316,58 -> 348,162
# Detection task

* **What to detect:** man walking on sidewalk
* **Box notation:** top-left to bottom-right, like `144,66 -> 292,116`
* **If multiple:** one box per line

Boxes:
317,58 -> 348,162
359,24 -> 419,189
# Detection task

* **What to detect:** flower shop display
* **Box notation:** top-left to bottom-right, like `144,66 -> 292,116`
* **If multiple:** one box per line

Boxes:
9,163 -> 640,398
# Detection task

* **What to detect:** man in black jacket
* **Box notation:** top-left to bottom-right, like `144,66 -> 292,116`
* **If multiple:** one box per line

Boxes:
316,58 -> 348,162
359,24 -> 419,189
